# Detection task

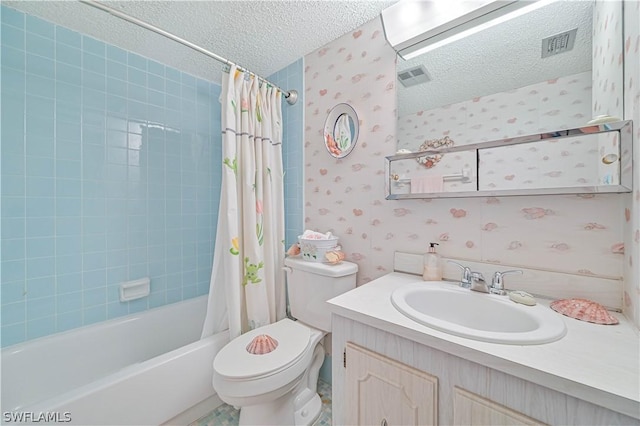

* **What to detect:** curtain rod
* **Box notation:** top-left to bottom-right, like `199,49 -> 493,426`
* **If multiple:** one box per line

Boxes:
78,0 -> 298,105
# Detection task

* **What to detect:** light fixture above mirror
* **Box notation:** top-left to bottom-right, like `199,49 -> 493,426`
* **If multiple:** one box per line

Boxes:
381,0 -> 553,60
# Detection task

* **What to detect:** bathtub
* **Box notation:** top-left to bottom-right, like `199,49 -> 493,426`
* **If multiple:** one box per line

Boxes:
1,295 -> 229,425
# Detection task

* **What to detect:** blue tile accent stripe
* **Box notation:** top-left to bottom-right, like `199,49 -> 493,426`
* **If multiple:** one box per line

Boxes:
0,5 -> 221,347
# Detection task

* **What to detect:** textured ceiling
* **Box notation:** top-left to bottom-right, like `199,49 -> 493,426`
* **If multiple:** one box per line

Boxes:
5,1 -> 593,114
397,1 -> 593,116
4,0 -> 397,84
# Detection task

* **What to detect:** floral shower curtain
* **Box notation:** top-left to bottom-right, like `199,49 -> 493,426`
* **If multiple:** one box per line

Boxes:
201,65 -> 286,340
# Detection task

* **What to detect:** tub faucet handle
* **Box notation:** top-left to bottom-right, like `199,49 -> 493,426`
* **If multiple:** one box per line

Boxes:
448,260 -> 472,288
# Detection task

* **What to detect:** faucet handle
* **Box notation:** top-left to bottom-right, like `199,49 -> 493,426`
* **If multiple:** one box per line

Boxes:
492,269 -> 523,290
448,260 -> 472,288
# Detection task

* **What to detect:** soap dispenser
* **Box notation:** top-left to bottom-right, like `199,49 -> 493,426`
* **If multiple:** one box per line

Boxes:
422,243 -> 442,281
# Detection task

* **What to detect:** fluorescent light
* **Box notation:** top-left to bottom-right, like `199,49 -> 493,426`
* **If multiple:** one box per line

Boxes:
382,0 -> 555,60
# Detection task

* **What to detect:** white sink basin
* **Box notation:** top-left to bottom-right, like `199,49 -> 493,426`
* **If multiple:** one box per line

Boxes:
390,282 -> 567,345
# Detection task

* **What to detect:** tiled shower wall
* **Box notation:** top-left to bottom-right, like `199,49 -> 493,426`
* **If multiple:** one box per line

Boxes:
268,59 -> 305,247
0,6 -> 221,347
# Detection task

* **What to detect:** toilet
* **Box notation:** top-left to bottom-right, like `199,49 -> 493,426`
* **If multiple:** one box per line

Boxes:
212,257 -> 357,425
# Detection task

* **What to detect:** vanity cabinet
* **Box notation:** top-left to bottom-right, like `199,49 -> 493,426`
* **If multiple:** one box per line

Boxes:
343,341 -> 542,426
332,315 -> 637,426
345,342 -> 438,425
452,387 -> 544,426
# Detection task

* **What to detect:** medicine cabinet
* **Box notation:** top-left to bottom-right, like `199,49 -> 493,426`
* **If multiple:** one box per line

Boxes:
385,120 -> 633,200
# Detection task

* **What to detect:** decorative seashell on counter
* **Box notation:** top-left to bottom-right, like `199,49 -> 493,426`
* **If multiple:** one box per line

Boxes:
246,334 -> 279,355
550,298 -> 619,325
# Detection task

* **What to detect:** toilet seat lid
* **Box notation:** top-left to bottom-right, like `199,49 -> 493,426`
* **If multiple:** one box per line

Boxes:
214,319 -> 311,380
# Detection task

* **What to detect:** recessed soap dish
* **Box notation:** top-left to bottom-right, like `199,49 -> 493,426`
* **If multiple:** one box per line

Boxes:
119,277 -> 150,302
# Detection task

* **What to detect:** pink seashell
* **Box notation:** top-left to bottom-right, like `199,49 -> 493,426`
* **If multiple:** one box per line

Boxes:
550,299 -> 619,325
246,334 -> 279,354
286,243 -> 300,257
325,250 -> 346,264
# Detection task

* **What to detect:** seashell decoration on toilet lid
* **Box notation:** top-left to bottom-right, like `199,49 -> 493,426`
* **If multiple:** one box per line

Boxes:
550,298 -> 619,325
246,334 -> 279,355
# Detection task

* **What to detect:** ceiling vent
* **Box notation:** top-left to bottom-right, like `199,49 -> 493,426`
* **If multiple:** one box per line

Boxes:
541,28 -> 577,58
398,65 -> 431,87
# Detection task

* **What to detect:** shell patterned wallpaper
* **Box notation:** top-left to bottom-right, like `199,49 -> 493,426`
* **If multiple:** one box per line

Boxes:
303,10 -> 637,328
396,72 -> 620,191
593,1 -> 624,118
397,71 -> 593,150
303,18 -> 398,285
622,1 -> 640,328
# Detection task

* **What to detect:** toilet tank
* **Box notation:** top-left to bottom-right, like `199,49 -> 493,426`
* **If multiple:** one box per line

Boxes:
284,257 -> 357,332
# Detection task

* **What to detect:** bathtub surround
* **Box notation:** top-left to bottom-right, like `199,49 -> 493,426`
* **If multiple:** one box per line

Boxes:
0,5 -> 221,346
304,5 -> 640,328
2,296 -> 229,425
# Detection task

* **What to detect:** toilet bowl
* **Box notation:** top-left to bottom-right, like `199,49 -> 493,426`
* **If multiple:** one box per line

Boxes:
212,257 -> 358,425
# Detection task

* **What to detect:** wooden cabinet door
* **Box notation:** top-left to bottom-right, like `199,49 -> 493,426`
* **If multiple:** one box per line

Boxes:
453,387 -> 546,426
345,342 -> 438,426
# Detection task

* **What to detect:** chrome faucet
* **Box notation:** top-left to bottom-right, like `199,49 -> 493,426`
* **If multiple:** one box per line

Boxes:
491,269 -> 523,295
469,271 -> 489,293
449,261 -> 523,296
448,260 -> 472,288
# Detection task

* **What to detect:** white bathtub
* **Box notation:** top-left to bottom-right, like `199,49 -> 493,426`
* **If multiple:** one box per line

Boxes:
1,296 -> 229,425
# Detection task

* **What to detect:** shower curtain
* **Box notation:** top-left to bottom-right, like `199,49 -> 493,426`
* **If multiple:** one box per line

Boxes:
201,66 -> 286,339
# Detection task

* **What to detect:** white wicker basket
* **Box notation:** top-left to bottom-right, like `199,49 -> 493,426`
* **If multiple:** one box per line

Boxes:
297,236 -> 339,262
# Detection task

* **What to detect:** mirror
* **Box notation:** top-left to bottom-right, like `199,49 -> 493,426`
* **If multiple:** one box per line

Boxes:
386,120 -> 633,199
393,1 -> 625,197
324,103 -> 359,158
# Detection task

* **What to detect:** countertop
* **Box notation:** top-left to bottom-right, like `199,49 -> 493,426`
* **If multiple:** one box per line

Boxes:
327,272 -> 640,420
